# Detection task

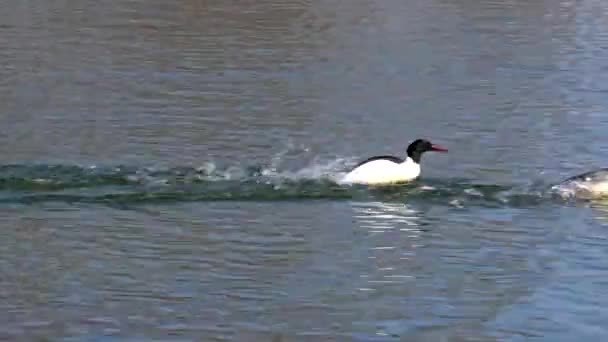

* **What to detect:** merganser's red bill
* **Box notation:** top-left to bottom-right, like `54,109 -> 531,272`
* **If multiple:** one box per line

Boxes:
431,145 -> 448,152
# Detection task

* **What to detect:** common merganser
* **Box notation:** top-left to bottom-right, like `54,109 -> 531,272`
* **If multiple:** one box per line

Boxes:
341,139 -> 448,185
553,169 -> 608,199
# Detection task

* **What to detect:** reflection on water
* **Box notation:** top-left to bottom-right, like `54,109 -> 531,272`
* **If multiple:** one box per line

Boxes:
346,202 -> 559,340
589,200 -> 608,225
351,201 -> 424,233
351,201 -> 425,291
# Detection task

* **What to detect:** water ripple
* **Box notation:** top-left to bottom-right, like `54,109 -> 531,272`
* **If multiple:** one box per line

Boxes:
0,162 -> 577,209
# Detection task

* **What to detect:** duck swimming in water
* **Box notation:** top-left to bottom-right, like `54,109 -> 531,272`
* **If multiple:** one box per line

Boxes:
341,139 -> 448,185
553,169 -> 608,199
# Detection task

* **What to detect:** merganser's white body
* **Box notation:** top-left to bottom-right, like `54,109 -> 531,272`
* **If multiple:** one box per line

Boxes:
340,139 -> 447,186
342,157 -> 420,185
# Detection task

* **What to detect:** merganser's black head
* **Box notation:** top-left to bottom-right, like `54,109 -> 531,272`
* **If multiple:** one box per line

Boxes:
407,139 -> 448,163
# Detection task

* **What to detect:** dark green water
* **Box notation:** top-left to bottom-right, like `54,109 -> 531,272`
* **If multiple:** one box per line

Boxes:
3,0 -> 608,341
0,162 -> 542,205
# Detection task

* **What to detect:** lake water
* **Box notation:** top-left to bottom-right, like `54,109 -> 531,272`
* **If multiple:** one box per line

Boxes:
2,0 -> 608,340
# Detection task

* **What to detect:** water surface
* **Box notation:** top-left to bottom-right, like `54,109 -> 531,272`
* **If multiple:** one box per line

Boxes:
2,0 -> 608,340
